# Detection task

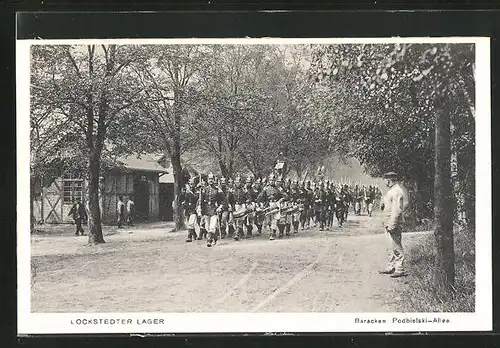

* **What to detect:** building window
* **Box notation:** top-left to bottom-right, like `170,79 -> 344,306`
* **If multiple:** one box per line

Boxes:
63,174 -> 83,204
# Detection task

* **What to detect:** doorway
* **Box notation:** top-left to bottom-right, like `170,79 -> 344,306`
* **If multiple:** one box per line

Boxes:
134,175 -> 150,221
159,183 -> 174,221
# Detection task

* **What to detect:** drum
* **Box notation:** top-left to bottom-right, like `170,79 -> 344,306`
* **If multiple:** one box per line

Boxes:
233,206 -> 248,219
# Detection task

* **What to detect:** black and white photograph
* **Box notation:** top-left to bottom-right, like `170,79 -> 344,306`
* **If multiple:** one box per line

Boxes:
17,37 -> 491,333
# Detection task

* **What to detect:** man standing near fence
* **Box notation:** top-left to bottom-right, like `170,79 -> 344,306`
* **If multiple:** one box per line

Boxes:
117,196 -> 125,228
68,198 -> 87,236
126,196 -> 135,226
379,172 -> 409,278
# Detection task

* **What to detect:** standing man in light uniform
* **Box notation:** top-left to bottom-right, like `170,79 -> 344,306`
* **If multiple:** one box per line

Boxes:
379,172 -> 410,278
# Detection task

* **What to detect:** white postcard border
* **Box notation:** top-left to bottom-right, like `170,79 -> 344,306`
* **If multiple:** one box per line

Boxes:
17,36 -> 492,334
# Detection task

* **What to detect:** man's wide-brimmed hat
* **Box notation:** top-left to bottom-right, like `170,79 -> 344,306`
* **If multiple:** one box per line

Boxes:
383,172 -> 399,179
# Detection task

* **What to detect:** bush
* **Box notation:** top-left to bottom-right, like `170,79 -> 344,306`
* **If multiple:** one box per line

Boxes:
399,226 -> 475,312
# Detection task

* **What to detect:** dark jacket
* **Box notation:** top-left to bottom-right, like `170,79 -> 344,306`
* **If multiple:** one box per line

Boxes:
68,203 -> 87,221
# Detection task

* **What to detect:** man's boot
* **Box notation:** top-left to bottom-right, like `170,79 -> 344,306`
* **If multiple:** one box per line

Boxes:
390,270 -> 408,278
228,225 -> 235,237
285,223 -> 291,236
293,222 -> 299,234
234,227 -> 242,241
246,226 -> 253,238
269,229 -> 276,240
379,266 -> 395,275
186,229 -> 194,242
277,224 -> 285,238
198,228 -> 206,240
207,232 -> 214,247
256,224 -> 262,235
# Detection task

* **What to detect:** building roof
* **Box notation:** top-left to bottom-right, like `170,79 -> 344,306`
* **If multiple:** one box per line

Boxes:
159,172 -> 175,184
115,154 -> 168,173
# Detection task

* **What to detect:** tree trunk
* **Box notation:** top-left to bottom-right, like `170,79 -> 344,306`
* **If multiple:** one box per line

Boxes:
458,143 -> 475,231
296,167 -> 303,183
415,173 -> 434,220
171,151 -> 185,231
87,151 -> 105,245
30,177 -> 36,232
218,159 -> 228,178
433,94 -> 455,290
172,88 -> 185,232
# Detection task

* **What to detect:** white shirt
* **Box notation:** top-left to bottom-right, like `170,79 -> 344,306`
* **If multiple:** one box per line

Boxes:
383,183 -> 409,230
117,200 -> 125,213
126,200 -> 135,212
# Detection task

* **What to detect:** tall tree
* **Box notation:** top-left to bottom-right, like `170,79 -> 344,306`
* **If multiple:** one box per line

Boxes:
130,45 -> 205,231
434,87 -> 455,290
31,44 -> 142,244
310,43 -> 475,289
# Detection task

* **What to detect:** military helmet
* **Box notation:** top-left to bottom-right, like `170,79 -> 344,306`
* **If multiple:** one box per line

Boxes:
220,177 -> 226,184
208,173 -> 215,180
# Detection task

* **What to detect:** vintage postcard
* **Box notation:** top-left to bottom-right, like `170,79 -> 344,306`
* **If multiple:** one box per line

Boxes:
17,36 -> 491,334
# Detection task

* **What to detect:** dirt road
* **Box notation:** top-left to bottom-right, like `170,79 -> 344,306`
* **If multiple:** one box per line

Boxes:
31,211 -> 415,313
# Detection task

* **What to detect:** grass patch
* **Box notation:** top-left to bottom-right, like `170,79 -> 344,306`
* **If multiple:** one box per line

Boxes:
399,226 -> 475,312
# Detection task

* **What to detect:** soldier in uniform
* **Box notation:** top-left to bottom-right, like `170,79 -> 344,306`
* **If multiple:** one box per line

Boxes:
324,181 -> 331,230
362,185 -> 368,213
335,185 -> 348,227
305,180 -> 314,228
325,182 -> 336,230
252,178 -> 264,235
313,181 -> 328,231
261,177 -> 272,232
354,184 -> 363,215
290,180 -> 302,234
196,178 -> 207,240
282,178 -> 293,236
366,185 -> 375,217
343,184 -> 351,221
181,178 -> 199,242
244,176 -> 256,238
231,175 -> 248,241
196,173 -> 225,247
257,173 -> 288,240
298,181 -> 308,230
218,177 -> 231,238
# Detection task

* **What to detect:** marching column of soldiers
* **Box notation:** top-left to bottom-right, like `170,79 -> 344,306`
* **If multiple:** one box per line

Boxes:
180,172 -> 383,247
